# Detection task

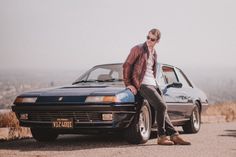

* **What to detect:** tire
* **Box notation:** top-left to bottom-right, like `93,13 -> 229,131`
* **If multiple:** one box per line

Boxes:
182,103 -> 201,133
31,128 -> 59,142
124,100 -> 152,144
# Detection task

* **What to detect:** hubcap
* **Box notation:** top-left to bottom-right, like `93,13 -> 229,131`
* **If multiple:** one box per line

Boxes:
192,107 -> 200,130
139,105 -> 150,139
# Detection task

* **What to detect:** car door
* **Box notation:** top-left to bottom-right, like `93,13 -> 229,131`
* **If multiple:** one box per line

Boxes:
174,67 -> 195,117
157,65 -> 192,120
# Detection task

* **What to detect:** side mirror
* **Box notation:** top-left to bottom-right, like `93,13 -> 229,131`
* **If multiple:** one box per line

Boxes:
166,82 -> 183,89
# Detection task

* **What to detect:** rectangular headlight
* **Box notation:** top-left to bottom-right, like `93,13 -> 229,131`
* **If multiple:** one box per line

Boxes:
14,97 -> 38,103
85,96 -> 119,103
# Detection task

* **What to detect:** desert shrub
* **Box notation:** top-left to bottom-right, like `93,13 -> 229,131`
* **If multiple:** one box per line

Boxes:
203,102 -> 236,122
0,111 -> 19,128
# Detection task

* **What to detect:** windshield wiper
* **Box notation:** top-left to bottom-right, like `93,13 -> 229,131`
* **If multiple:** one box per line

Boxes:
99,79 -> 124,82
72,79 -> 124,85
72,80 -> 97,85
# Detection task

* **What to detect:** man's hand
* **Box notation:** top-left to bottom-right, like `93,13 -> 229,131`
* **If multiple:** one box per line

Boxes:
127,85 -> 137,95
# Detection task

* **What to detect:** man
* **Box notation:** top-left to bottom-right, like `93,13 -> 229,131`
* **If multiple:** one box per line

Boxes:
123,28 -> 191,145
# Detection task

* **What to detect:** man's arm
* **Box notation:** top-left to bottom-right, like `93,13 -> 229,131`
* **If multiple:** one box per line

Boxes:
123,46 -> 139,93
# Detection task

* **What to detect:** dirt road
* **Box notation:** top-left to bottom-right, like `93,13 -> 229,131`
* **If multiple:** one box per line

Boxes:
0,122 -> 235,157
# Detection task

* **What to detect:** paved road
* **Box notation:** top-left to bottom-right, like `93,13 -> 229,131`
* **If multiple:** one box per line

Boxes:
0,122 -> 236,157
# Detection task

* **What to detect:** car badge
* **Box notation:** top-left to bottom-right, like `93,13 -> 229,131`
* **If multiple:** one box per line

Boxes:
58,97 -> 63,101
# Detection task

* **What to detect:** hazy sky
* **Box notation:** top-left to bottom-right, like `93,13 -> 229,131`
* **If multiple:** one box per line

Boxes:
0,0 -> 235,71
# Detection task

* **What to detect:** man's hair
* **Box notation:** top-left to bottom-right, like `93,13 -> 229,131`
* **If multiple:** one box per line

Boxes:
149,28 -> 161,41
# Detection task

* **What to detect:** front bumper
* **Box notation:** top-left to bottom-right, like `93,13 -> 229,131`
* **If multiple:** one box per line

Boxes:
12,103 -> 136,130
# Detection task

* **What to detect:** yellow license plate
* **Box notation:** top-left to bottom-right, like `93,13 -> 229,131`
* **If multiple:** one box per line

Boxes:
52,118 -> 73,128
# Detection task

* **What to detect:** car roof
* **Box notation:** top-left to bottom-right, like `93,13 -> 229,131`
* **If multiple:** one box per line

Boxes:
93,63 -> 123,67
93,63 -> 178,69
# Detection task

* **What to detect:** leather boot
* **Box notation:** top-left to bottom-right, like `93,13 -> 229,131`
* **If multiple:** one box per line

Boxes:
157,135 -> 174,145
170,135 -> 191,145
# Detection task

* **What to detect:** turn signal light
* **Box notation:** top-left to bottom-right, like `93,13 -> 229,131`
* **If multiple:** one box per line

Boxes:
102,114 -> 113,121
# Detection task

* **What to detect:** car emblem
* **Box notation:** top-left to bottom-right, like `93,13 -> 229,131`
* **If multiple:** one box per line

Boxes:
58,97 -> 63,101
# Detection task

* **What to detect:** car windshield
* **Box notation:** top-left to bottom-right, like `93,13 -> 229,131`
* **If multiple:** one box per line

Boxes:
73,64 -> 123,84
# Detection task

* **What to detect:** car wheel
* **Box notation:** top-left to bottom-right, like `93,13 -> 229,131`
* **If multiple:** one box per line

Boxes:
31,128 -> 59,142
124,100 -> 152,144
182,103 -> 201,133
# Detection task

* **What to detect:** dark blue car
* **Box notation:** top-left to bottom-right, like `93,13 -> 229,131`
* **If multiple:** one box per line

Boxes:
12,63 -> 208,144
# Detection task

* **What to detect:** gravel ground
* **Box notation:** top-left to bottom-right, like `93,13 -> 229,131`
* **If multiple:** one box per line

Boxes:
0,122 -> 235,157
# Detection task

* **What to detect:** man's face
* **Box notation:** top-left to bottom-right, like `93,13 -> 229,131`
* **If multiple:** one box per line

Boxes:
146,32 -> 158,48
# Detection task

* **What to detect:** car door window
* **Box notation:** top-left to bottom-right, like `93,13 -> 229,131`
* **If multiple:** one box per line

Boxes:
175,68 -> 192,88
162,66 -> 178,84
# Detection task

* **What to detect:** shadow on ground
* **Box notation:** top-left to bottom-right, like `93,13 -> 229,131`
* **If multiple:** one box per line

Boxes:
219,130 -> 236,138
0,132 -> 161,152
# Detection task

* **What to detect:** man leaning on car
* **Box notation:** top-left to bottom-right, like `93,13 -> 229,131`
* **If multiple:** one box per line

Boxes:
123,28 -> 191,145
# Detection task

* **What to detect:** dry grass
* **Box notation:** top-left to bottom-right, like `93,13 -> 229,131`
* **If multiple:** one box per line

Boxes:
203,102 -> 236,122
0,111 -> 31,140
0,111 -> 19,128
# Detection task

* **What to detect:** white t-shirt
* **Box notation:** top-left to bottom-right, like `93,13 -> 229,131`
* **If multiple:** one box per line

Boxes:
141,50 -> 157,86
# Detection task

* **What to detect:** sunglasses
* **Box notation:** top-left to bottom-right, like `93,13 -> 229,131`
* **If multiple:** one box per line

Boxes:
146,36 -> 157,42
147,36 -> 157,42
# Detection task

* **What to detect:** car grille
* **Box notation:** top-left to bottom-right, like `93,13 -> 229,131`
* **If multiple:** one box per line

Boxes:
26,111 -> 102,122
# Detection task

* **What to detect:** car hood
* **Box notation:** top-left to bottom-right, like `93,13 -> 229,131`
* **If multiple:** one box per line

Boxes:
18,84 -> 134,104
20,84 -> 127,97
